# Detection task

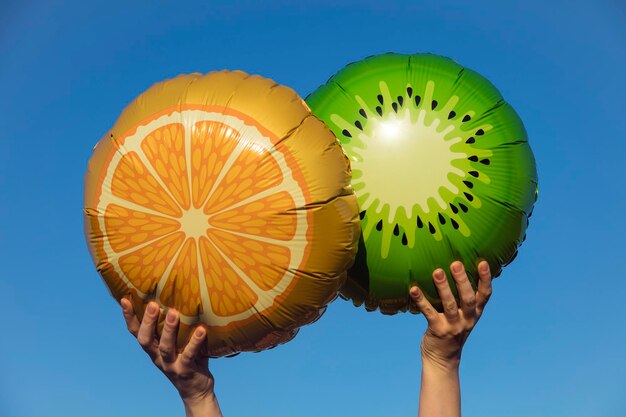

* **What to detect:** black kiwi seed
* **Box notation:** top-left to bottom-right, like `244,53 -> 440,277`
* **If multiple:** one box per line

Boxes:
438,213 -> 446,225
459,203 -> 468,213
448,110 -> 456,119
480,158 -> 490,165
417,216 -> 423,228
406,87 -> 413,97
359,108 -> 367,118
468,155 -> 479,162
355,120 -> 363,130
462,115 -> 471,122
393,224 -> 400,236
401,233 -> 408,245
397,96 -> 404,106
376,220 -> 383,231
377,94 -> 384,105
463,180 -> 474,189
451,218 -> 459,229
450,203 -> 459,214
464,192 -> 474,202
342,129 -> 352,138
431,100 -> 438,110
468,170 -> 479,177
428,222 -> 436,234
476,129 -> 485,135
392,102 -> 398,113
414,95 -> 421,107
466,137 -> 475,144
376,106 -> 383,116
359,210 -> 366,220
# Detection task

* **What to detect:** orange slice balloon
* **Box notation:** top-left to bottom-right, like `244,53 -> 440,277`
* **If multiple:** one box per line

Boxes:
84,71 -> 360,357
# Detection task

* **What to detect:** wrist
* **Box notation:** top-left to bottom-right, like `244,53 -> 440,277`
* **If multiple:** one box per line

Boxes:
182,392 -> 222,417
420,333 -> 463,372
182,390 -> 217,405
421,347 -> 461,373
178,379 -> 216,408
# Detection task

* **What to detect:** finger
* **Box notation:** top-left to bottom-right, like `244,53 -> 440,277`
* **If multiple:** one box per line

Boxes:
476,261 -> 493,315
137,302 -> 160,359
450,261 -> 477,318
121,298 -> 141,337
158,309 -> 179,364
433,269 -> 459,322
181,327 -> 207,368
409,286 -> 439,325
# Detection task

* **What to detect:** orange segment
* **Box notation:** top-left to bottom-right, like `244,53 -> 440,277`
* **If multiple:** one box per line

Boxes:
198,237 -> 258,317
208,229 -> 290,291
104,204 -> 181,252
190,121 -> 241,209
119,232 -> 185,293
159,238 -> 203,316
111,151 -> 182,217
141,123 -> 191,210
209,191 -> 296,240
203,136 -> 283,215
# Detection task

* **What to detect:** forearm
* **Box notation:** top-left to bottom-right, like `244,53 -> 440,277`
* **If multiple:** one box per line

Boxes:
418,356 -> 461,417
412,261 -> 492,417
183,393 -> 223,417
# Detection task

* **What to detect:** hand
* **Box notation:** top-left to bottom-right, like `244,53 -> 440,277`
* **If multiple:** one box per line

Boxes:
120,299 -> 223,417
410,260 -> 492,370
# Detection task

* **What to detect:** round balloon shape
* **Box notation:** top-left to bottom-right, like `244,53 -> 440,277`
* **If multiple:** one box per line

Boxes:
84,71 -> 360,357
306,53 -> 538,314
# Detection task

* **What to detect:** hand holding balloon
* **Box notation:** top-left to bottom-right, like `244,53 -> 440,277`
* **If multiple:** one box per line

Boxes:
120,299 -> 223,417
411,261 -> 492,367
410,261 -> 492,417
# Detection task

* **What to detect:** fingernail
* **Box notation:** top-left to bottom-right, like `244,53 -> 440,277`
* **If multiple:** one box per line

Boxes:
410,287 -> 420,298
166,310 -> 177,323
195,327 -> 205,338
434,269 -> 445,280
480,262 -> 490,273
147,303 -> 158,315
452,262 -> 463,273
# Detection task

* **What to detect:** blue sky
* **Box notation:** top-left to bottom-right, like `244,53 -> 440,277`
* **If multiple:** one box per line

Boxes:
1,1 -> 625,416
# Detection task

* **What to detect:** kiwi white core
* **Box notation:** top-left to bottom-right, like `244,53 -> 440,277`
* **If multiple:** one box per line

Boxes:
351,108 -> 466,223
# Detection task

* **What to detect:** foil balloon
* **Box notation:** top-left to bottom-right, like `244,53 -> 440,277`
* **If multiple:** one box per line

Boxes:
306,53 -> 538,314
84,71 -> 360,357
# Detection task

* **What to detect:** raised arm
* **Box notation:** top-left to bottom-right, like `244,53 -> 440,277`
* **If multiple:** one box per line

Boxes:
410,261 -> 493,417
121,299 -> 224,417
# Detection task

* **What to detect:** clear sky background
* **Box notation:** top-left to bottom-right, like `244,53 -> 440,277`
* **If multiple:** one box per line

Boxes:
1,1 -> 625,416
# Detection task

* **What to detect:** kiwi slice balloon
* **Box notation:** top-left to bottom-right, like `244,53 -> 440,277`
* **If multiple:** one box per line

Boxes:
306,53 -> 538,314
